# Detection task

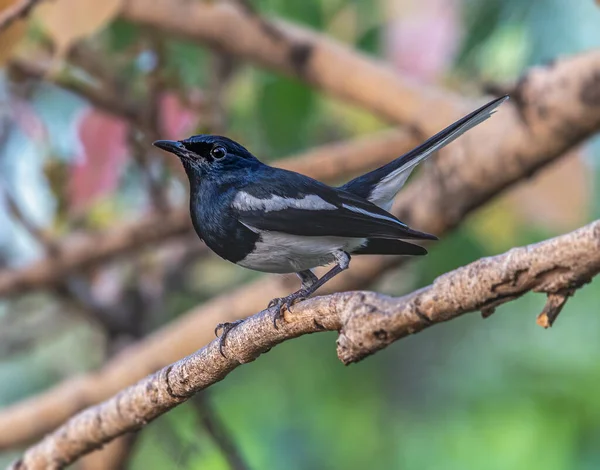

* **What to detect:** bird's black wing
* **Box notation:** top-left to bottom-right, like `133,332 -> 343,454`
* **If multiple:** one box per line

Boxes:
233,169 -> 437,240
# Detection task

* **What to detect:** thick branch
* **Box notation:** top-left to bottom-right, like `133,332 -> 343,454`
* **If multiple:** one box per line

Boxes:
12,220 -> 600,469
0,128 -> 417,297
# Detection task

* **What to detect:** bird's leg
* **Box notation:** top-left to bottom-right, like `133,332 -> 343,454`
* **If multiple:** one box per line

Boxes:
302,251 -> 351,296
269,252 -> 351,328
218,263 -> 318,354
267,269 -> 316,312
214,320 -> 244,357
297,269 -> 318,290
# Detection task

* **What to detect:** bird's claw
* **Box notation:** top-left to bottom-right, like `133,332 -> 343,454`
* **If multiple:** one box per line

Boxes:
268,290 -> 309,329
214,319 -> 244,357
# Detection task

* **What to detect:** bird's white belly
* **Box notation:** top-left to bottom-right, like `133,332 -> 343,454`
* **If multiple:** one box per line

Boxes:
237,231 -> 364,273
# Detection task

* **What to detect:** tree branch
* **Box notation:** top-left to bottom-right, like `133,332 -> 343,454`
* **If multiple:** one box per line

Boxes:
192,394 -> 249,470
11,220 -> 600,469
0,0 -> 44,33
0,128 -> 418,297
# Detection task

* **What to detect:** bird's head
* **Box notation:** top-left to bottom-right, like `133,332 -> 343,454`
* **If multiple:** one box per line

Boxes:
153,135 -> 259,177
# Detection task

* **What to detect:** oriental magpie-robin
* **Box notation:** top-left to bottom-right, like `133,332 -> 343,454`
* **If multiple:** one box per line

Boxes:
154,95 -> 508,336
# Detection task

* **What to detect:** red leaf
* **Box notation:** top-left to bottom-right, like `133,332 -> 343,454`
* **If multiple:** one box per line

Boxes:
158,92 -> 198,139
69,109 -> 129,210
385,0 -> 460,82
10,97 -> 48,142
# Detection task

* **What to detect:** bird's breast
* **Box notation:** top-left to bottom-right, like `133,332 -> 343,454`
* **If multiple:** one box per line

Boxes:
189,189 -> 259,264
236,231 -> 364,273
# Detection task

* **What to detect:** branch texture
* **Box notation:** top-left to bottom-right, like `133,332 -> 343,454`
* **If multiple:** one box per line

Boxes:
0,0 -> 43,32
1,46 -> 600,449
12,220 -> 600,469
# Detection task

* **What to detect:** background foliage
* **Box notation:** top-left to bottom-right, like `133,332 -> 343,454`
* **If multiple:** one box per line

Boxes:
1,0 -> 600,468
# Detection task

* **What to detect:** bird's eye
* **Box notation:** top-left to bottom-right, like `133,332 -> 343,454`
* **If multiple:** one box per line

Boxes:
210,146 -> 226,159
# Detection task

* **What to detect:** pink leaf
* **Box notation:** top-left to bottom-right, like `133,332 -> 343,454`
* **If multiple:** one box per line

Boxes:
69,109 -> 129,210
158,92 -> 198,139
10,97 -> 48,142
385,0 -> 461,82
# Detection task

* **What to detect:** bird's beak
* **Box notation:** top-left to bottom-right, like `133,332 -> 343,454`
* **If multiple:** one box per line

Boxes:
153,140 -> 186,157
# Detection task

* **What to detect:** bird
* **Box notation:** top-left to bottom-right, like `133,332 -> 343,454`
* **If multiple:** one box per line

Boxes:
154,95 -> 508,345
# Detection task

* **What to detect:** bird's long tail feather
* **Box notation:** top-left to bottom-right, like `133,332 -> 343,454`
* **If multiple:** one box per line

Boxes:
340,95 -> 509,210
352,238 -> 428,256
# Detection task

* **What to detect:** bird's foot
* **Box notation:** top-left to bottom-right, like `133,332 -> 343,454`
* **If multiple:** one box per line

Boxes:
214,319 -> 244,357
268,289 -> 309,329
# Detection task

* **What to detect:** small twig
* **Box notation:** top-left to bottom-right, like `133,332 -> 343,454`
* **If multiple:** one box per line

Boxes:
536,290 -> 575,328
69,44 -> 123,92
234,0 -> 285,42
192,394 -> 250,470
0,182 -> 59,255
0,0 -> 45,33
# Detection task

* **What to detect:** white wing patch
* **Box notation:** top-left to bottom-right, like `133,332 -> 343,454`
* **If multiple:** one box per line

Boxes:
341,204 -> 407,227
233,192 -> 337,212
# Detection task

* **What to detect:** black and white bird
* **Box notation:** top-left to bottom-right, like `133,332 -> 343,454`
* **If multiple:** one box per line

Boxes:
154,95 -> 508,328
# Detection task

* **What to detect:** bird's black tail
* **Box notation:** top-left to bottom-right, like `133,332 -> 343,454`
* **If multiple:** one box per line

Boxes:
340,95 -> 509,210
352,238 -> 428,256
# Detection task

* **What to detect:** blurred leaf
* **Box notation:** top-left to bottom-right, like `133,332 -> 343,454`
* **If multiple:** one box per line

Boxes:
456,0 -> 505,68
165,40 -> 208,88
9,97 -> 48,142
35,0 -> 123,60
258,0 -> 323,29
467,198 -> 523,253
506,151 -> 591,232
158,92 -> 198,139
43,159 -> 69,225
69,108 -> 128,211
105,18 -> 139,52
257,74 -> 315,155
0,0 -> 26,65
356,25 -> 380,55
418,227 -> 488,284
385,0 -> 461,82
473,22 -> 530,81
